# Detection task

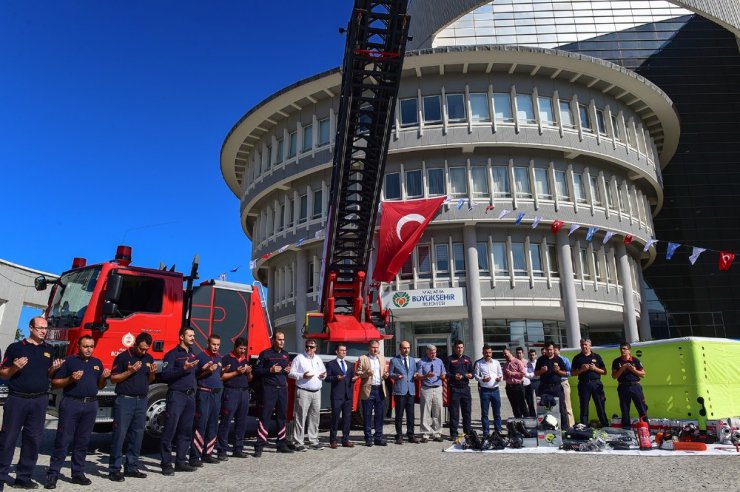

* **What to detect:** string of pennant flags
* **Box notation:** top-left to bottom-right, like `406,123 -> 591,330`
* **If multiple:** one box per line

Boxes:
247,198 -> 736,272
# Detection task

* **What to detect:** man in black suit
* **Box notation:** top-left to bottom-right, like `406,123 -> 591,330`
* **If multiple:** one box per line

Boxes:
325,344 -> 358,448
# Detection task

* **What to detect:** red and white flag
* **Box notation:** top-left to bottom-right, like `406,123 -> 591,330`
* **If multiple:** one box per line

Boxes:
372,197 -> 446,282
718,251 -> 735,271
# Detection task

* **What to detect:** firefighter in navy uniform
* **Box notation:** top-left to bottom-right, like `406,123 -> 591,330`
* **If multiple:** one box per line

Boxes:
445,340 -> 474,440
571,338 -> 609,427
189,334 -> 223,467
253,331 -> 294,457
0,316 -> 63,490
45,335 -> 111,489
160,327 -> 199,475
611,342 -> 648,429
216,337 -> 253,460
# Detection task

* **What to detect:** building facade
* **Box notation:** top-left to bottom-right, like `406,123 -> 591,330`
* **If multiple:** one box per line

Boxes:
221,1 -> 740,356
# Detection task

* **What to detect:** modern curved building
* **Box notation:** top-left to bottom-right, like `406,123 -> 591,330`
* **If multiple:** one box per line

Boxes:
221,0 -> 740,356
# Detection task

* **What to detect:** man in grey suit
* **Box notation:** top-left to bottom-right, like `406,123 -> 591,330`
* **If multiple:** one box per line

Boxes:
389,340 -> 420,444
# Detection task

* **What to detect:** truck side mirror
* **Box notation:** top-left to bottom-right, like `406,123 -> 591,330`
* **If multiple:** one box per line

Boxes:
102,302 -> 118,318
34,275 -> 48,291
105,273 -> 123,302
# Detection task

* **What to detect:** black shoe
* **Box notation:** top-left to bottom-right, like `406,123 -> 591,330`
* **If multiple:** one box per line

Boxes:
433,435 -> 444,442
189,460 -> 203,468
108,472 -> 125,482
365,440 -> 374,447
216,454 -> 229,462
43,477 -> 56,490
202,455 -> 219,464
13,480 -> 39,490
374,440 -> 387,446
394,435 -> 404,445
232,451 -> 248,458
253,450 -> 262,458
174,463 -> 197,472
123,471 -> 147,479
276,447 -> 294,454
71,475 -> 92,486
161,464 -> 175,476
293,445 -> 306,452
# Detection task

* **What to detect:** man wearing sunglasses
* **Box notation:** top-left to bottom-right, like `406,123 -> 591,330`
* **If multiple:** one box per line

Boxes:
289,340 -> 327,451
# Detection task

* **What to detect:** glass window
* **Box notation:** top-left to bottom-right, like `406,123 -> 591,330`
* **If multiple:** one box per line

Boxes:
555,170 -> 569,201
302,124 -> 313,152
493,93 -> 514,123
579,105 -> 591,132
548,245 -> 559,278
471,166 -> 489,198
580,249 -> 591,280
299,194 -> 308,223
289,198 -> 295,227
512,243 -> 527,277
538,96 -> 556,126
114,274 -> 164,316
573,173 -> 587,203
418,244 -> 431,279
493,242 -> 508,277
606,179 -> 615,209
423,95 -> 442,124
400,98 -> 418,127
312,189 -> 323,219
530,244 -> 543,277
435,244 -> 449,275
593,250 -> 603,282
446,94 -> 466,122
318,118 -> 330,146
493,166 -> 510,198
288,131 -> 297,158
514,167 -> 532,199
452,243 -> 465,276
384,172 -> 401,200
534,168 -> 551,200
477,242 -> 490,275
266,145 -> 272,167
590,175 -> 602,206
611,114 -> 621,140
596,109 -> 607,135
276,138 -> 284,163
428,168 -> 445,196
470,93 -> 490,122
606,251 -> 615,284
449,167 -> 468,197
559,100 -> 575,128
626,124 -> 637,148
406,169 -> 422,198
278,203 -> 285,231
400,254 -> 413,280
516,94 -> 536,124
307,261 -> 314,292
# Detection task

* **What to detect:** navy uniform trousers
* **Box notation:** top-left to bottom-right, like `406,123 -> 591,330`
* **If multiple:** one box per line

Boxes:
448,386 -> 472,437
0,394 -> 47,484
217,388 -> 250,455
109,395 -> 147,474
190,389 -> 222,462
537,383 -> 569,429
617,383 -> 648,428
160,390 -> 195,466
255,385 -> 287,451
577,379 -> 609,426
47,398 -> 97,478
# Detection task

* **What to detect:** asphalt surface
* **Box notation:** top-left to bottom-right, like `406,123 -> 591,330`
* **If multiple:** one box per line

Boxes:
1,397 -> 738,491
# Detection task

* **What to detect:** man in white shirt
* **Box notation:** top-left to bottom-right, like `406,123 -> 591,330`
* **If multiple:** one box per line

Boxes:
288,340 -> 326,451
474,345 -> 503,436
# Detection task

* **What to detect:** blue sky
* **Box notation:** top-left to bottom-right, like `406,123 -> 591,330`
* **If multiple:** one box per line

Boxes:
1,2 -> 350,327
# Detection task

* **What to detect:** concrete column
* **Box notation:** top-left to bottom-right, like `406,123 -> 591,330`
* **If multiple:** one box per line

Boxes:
0,299 -> 23,352
267,264 -> 276,333
616,242 -> 639,343
294,250 -> 308,352
463,225 -> 484,358
556,231 -> 581,348
636,264 -> 652,341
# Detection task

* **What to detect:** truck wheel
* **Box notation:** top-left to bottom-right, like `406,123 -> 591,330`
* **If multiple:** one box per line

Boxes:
144,385 -> 168,445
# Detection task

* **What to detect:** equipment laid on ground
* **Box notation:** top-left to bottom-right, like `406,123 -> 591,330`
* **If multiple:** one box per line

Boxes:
636,419 -> 653,450
598,427 -> 639,450
536,396 -> 563,448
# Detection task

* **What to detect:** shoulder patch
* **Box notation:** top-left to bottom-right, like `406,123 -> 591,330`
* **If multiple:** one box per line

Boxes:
44,352 -> 51,358
162,361 -> 168,368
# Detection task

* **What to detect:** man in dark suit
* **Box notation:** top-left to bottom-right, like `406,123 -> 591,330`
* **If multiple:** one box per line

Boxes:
325,344 -> 357,449
389,340 -> 420,444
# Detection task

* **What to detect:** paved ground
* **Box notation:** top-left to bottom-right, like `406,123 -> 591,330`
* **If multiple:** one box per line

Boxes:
2,396 -> 738,491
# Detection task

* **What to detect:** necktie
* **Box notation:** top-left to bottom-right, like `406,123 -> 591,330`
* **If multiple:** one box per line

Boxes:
340,359 -> 346,374
404,357 -> 409,372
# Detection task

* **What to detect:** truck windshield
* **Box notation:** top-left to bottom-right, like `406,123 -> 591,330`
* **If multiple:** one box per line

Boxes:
48,267 -> 101,328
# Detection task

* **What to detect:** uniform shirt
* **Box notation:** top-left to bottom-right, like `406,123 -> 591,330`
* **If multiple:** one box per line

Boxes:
111,348 -> 154,397
612,356 -> 644,384
1,339 -> 53,393
196,350 -> 223,389
55,354 -> 104,398
572,352 -> 606,382
474,358 -> 503,389
289,352 -> 326,391
502,357 -> 526,385
254,347 -> 291,387
445,354 -> 473,388
161,345 -> 197,391
416,356 -> 446,388
222,352 -> 251,389
535,355 -> 567,386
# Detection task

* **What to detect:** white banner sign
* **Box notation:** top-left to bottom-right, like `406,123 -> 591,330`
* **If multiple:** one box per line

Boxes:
383,288 -> 466,309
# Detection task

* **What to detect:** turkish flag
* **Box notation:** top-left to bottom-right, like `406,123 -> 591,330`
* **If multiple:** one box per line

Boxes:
551,220 -> 564,234
624,234 -> 634,245
718,251 -> 735,271
372,197 -> 446,282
